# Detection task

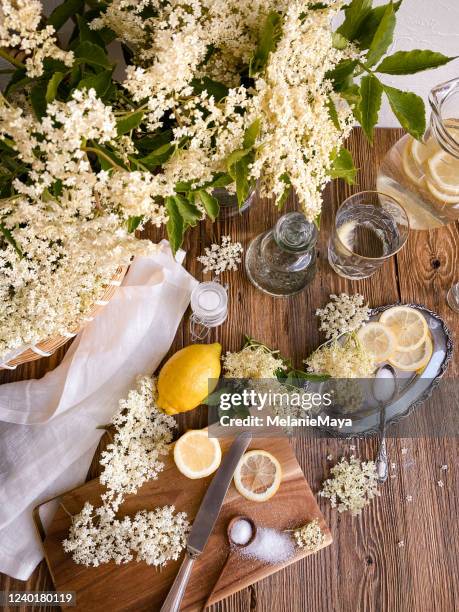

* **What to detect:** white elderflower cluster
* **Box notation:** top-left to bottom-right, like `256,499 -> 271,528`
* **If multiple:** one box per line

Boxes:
63,377 -> 190,568
0,0 -> 73,77
293,519 -> 325,551
63,502 -> 189,567
197,236 -> 243,275
100,376 -> 176,507
316,293 -> 370,340
223,345 -> 286,379
305,335 -> 375,378
319,455 -> 380,516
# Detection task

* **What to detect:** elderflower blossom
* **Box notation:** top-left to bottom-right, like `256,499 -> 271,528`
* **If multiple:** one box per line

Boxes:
62,377 -> 190,568
293,519 -> 325,551
63,502 -> 189,567
319,455 -> 380,516
197,236 -> 243,275
100,376 -> 176,508
223,345 -> 286,379
305,335 -> 375,378
0,0 -> 73,77
316,293 -> 370,340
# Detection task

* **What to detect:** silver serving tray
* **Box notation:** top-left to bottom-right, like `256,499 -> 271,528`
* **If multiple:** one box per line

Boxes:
319,303 -> 454,438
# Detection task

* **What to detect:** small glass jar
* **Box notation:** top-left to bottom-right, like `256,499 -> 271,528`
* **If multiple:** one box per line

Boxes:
212,187 -> 255,218
245,212 -> 318,297
377,77 -> 459,230
189,281 -> 228,341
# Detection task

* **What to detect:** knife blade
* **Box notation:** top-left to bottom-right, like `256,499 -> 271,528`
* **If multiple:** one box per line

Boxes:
160,432 -> 252,612
187,431 -> 252,555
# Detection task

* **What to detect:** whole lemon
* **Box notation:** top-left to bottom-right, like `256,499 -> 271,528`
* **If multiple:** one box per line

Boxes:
157,343 -> 222,415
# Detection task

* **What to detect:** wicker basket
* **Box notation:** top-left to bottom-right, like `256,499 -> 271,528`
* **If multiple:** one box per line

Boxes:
1,266 -> 128,370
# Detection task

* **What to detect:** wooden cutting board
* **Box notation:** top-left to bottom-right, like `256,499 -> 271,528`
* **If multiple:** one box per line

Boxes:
36,436 -> 332,611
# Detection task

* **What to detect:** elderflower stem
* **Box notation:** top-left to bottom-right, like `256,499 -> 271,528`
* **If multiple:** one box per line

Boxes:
0,48 -> 25,69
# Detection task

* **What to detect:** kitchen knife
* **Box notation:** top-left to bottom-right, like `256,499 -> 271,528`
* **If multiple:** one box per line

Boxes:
160,432 -> 252,612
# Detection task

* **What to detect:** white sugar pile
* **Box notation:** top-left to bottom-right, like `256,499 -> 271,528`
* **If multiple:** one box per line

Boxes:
239,527 -> 295,564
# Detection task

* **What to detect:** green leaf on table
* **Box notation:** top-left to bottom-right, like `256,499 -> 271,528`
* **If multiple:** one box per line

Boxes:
45,72 -> 64,103
76,69 -> 112,97
48,0 -> 84,30
191,77 -> 229,101
127,215 -> 143,233
249,11 -> 282,76
75,42 -> 111,69
383,85 -> 426,140
365,2 -> 396,67
337,0 -> 372,41
359,74 -> 383,142
243,118 -> 261,149
173,194 -> 201,227
165,196 -> 184,254
116,110 -> 144,135
377,50 -> 456,74
330,147 -> 357,184
197,190 -> 220,221
327,59 -> 358,90
30,81 -> 48,119
354,1 -> 402,49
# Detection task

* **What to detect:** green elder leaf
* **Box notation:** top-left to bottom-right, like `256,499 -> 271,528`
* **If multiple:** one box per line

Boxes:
75,42 -> 111,69
383,85 -> 426,140
116,110 -> 144,135
365,2 -> 396,67
76,14 -> 106,47
377,50 -> 456,75
30,81 -> 48,119
45,72 -> 64,103
197,190 -> 220,221
359,74 -> 383,142
354,1 -> 402,49
191,77 -> 229,101
227,149 -> 251,178
327,59 -> 358,90
235,156 -> 251,206
126,215 -> 143,233
76,69 -> 112,97
48,0 -> 83,30
330,147 -> 357,185
165,197 -> 184,254
140,142 -> 175,169
337,0 -> 372,41
173,195 -> 201,227
243,118 -> 261,149
249,11 -> 282,76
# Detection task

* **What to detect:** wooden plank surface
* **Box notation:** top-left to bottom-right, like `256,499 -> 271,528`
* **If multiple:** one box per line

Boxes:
1,128 -> 458,612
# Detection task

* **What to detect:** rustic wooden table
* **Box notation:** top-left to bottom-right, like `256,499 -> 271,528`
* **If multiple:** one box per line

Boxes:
1,128 -> 458,612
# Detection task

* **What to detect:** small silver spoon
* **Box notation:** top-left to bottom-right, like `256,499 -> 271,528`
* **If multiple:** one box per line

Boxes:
373,364 -> 398,483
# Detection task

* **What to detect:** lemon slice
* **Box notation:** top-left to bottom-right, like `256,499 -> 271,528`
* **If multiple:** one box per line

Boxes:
174,430 -> 222,479
234,450 -> 282,502
379,306 -> 428,352
402,139 -> 423,184
425,177 -> 459,205
389,334 -> 433,372
411,135 -> 441,167
427,151 -> 459,196
357,322 -> 396,362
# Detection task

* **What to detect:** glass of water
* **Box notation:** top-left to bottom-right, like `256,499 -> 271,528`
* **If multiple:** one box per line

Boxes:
328,191 -> 410,280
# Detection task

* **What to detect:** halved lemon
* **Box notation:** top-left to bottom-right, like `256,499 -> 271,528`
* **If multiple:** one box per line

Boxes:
233,450 -> 282,502
411,135 -> 441,168
174,430 -> 221,479
357,322 -> 396,362
425,178 -> 459,205
427,151 -> 459,196
389,334 -> 433,372
402,139 -> 424,184
379,306 -> 428,352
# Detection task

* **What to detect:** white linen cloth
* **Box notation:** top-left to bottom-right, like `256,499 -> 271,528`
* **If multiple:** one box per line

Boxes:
0,241 -> 197,580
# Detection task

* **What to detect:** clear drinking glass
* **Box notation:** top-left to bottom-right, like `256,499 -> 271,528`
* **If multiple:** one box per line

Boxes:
446,282 -> 459,312
377,77 -> 459,230
328,191 -> 410,280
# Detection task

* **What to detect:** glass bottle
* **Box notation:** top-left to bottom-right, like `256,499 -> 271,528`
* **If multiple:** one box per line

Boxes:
377,77 -> 459,230
212,187 -> 255,218
245,212 -> 318,296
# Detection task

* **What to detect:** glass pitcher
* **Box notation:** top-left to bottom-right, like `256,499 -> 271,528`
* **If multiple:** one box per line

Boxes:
377,77 -> 459,230
245,211 -> 318,296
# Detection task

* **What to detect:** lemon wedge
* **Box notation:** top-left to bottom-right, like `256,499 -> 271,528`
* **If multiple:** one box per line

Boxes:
234,450 -> 282,503
379,306 -> 428,352
402,139 -> 423,184
357,322 -> 396,363
389,334 -> 433,372
174,430 -> 222,479
411,135 -> 441,167
425,177 -> 459,205
427,151 -> 459,196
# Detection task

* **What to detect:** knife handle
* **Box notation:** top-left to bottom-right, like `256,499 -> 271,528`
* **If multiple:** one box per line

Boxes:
160,551 -> 195,612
